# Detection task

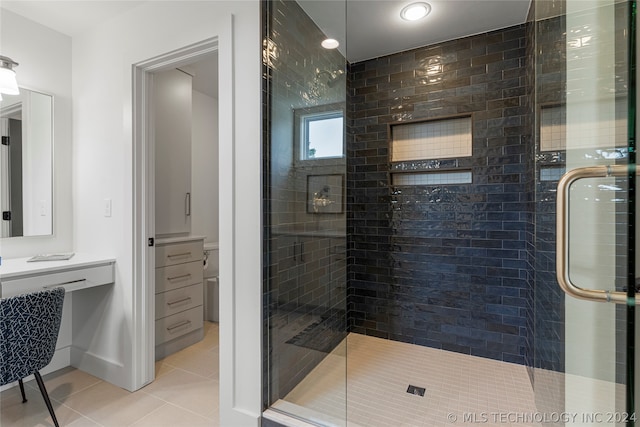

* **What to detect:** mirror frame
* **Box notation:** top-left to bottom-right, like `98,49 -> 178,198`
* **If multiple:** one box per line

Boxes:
0,87 -> 54,238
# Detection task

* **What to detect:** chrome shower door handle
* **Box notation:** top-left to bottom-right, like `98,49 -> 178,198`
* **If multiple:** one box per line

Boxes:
556,165 -> 634,305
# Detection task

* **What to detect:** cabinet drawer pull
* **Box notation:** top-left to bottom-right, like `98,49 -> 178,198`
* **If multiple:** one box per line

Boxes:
167,273 -> 191,282
166,320 -> 191,332
167,252 -> 192,259
43,279 -> 86,289
167,297 -> 192,306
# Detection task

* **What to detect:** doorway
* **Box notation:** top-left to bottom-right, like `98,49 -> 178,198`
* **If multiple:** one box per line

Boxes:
132,38 -> 219,387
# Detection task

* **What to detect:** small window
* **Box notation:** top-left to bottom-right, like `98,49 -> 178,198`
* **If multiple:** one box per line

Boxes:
302,111 -> 343,159
294,104 -> 345,163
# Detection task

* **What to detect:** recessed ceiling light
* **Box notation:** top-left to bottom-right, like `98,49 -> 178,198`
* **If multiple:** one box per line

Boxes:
400,2 -> 431,21
321,38 -> 340,49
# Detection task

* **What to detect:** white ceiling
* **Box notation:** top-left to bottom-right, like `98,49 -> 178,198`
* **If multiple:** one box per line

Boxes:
2,0 -> 532,71
1,1 -> 145,37
300,0 -> 532,63
1,1 -> 219,99
179,54 -> 219,99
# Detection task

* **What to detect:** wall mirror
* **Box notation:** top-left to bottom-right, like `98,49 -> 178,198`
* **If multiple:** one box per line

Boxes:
0,88 -> 53,238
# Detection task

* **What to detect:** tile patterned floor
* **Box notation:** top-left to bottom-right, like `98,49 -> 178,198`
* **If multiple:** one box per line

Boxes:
279,333 -> 540,427
0,322 -> 219,427
2,324 -> 622,427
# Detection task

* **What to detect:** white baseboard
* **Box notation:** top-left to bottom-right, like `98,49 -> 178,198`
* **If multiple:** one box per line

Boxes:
70,346 -> 130,390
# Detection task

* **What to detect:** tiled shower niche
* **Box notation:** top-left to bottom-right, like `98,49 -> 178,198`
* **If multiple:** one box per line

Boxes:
389,115 -> 474,187
390,116 -> 473,161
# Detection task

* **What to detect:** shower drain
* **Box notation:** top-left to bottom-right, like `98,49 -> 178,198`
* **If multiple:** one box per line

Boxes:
406,385 -> 426,397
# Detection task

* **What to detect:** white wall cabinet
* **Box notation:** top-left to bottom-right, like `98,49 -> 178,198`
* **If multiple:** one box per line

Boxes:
154,68 -> 193,236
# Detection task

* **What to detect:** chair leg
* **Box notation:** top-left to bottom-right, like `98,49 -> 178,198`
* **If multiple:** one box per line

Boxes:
18,379 -> 28,403
33,371 -> 59,427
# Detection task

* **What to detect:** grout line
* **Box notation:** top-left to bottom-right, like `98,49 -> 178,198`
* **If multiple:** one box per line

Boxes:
128,402 -> 172,426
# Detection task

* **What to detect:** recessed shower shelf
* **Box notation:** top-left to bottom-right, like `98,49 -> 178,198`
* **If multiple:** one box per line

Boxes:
391,170 -> 472,186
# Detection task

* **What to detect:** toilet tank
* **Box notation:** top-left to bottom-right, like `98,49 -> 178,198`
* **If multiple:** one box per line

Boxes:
203,242 -> 219,278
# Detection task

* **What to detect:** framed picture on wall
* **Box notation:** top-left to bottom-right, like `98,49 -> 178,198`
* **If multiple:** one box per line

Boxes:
307,174 -> 344,214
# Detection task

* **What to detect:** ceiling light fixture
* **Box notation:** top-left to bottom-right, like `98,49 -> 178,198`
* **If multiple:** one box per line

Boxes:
400,2 -> 432,21
321,38 -> 340,49
0,56 -> 19,95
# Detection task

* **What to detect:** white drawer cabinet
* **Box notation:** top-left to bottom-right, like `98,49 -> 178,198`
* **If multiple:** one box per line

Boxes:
155,305 -> 203,345
155,261 -> 202,293
155,237 -> 204,360
155,240 -> 202,267
155,282 -> 203,320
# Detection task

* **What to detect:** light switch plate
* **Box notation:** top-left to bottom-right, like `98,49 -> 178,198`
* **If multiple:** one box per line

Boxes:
104,199 -> 112,217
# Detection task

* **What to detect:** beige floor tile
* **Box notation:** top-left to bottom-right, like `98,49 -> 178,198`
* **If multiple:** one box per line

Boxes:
141,368 -> 219,420
155,359 -> 177,379
131,403 -> 217,427
24,366 -> 103,402
1,322 -> 221,426
1,385 -> 89,427
161,345 -> 219,379
191,322 -> 219,352
64,416 -> 103,426
62,380 -> 165,426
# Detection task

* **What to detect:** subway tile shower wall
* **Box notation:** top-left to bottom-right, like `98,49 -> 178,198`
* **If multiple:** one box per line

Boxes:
347,25 -> 534,364
522,3 -> 536,383
533,14 -> 566,377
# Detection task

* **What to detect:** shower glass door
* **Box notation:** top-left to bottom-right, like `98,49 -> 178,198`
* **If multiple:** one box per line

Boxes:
534,0 -> 636,423
263,0 -> 348,425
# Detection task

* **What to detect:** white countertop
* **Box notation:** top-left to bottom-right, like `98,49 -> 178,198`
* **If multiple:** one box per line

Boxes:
156,235 -> 206,245
0,253 -> 116,281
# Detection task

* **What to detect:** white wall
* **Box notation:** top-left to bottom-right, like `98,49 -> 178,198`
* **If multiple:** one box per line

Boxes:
192,89 -> 219,244
72,2 -> 261,425
0,9 -> 72,257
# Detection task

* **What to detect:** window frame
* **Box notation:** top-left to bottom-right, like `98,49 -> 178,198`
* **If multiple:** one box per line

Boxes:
293,103 -> 346,166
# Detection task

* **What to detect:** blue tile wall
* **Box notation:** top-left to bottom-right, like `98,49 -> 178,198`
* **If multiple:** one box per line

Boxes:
347,24 -> 534,364
523,3 -> 536,382
533,13 -> 566,378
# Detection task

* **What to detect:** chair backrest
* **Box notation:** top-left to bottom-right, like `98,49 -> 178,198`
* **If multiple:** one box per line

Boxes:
0,287 -> 65,386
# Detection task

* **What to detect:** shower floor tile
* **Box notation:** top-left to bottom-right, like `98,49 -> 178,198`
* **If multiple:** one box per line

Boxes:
280,333 -> 540,427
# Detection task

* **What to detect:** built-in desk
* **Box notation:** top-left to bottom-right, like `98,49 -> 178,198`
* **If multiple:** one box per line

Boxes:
0,254 -> 115,391
0,254 -> 115,297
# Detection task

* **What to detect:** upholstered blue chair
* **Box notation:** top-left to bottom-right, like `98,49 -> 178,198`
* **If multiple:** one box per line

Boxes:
0,287 -> 65,427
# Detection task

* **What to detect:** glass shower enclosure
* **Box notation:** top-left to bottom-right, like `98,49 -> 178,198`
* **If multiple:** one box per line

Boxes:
533,0 -> 637,423
263,0 -> 348,424
262,0 -> 638,425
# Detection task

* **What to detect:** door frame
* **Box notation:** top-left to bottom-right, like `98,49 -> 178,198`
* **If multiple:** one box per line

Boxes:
131,37 -> 219,389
